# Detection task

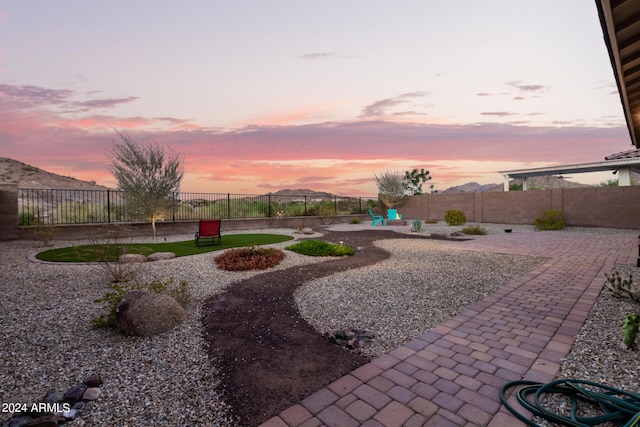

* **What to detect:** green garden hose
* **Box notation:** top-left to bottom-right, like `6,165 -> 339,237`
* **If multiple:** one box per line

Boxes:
500,379 -> 640,427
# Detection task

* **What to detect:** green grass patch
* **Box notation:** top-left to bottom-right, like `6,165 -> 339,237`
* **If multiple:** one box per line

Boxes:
286,239 -> 355,257
36,234 -> 294,262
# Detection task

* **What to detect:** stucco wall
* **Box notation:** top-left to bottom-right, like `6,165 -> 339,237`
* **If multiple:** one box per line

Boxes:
389,186 -> 640,230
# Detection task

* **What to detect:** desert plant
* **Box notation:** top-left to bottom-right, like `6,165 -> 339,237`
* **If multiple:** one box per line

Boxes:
93,276 -> 190,328
411,219 -> 422,232
18,210 -> 37,226
286,239 -> 354,256
444,210 -> 466,226
87,225 -> 143,283
605,271 -> 640,302
374,170 -> 406,208
349,217 -> 361,224
461,225 -> 487,235
273,209 -> 286,227
622,313 -> 640,349
424,218 -> 438,224
214,246 -> 286,271
534,210 -> 565,230
404,168 -> 434,195
146,277 -> 191,307
108,130 -> 184,239
317,201 -> 335,225
27,224 -> 60,246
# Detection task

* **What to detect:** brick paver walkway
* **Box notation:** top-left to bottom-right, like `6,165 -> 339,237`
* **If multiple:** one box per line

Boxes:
260,230 -> 638,427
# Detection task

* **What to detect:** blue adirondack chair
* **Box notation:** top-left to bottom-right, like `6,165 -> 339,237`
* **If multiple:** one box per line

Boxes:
368,209 -> 387,226
387,209 -> 402,220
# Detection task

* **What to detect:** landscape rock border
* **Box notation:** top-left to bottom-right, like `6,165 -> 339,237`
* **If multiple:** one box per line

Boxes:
1,373 -> 102,427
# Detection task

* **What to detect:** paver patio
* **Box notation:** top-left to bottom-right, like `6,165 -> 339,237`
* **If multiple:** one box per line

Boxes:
260,230 -> 638,427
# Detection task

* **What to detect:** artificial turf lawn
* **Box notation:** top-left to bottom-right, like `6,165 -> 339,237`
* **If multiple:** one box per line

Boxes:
35,234 -> 294,262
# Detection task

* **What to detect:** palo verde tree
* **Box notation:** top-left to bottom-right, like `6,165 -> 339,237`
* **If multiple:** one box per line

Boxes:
404,168 -> 436,195
108,131 -> 184,239
374,170 -> 406,208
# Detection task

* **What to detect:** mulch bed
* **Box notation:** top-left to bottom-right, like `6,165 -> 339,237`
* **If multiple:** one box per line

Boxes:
201,229 -> 456,426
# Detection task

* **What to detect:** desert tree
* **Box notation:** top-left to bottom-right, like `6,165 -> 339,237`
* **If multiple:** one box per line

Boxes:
404,168 -> 436,195
374,170 -> 406,208
108,131 -> 184,239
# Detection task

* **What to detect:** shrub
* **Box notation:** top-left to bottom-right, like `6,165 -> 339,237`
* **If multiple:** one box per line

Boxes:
411,219 -> 422,232
18,210 -> 37,226
214,246 -> 285,271
349,217 -> 362,224
534,210 -> 565,230
424,218 -> 438,224
286,239 -> 355,257
317,201 -> 334,225
461,225 -> 486,235
27,224 -> 60,246
444,210 -> 466,226
93,276 -> 190,329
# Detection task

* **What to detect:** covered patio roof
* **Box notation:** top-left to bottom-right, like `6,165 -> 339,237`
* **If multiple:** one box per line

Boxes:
498,149 -> 640,190
597,0 -> 640,148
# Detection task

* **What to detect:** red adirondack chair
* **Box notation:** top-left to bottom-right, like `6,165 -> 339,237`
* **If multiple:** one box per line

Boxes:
195,219 -> 221,247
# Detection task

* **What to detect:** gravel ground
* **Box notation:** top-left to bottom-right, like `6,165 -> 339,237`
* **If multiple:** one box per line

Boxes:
1,222 -> 638,426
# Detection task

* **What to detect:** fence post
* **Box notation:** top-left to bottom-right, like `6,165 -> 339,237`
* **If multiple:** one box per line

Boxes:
334,196 -> 337,213
227,193 -> 231,219
172,192 -> 176,222
107,190 -> 111,223
304,196 -> 307,216
268,194 -> 271,217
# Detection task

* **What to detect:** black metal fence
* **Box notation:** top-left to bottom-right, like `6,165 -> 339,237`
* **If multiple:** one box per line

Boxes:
17,189 -> 376,225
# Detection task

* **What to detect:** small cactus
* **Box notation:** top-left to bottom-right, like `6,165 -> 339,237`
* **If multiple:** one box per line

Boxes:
622,313 -> 640,349
411,219 -> 422,232
605,271 -> 640,302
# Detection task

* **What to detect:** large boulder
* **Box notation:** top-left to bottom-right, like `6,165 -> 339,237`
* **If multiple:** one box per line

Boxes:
116,290 -> 187,336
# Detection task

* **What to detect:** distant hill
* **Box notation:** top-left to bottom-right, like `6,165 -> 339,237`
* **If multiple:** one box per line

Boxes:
441,182 -> 501,193
0,157 -> 110,190
441,175 -> 597,193
267,188 -> 337,198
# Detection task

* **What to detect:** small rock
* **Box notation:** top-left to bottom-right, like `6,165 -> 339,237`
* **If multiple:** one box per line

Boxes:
41,389 -> 62,404
62,409 -> 80,420
82,373 -> 102,387
8,415 -> 32,427
294,227 -> 314,235
82,387 -> 101,401
63,386 -> 85,404
147,252 -> 176,261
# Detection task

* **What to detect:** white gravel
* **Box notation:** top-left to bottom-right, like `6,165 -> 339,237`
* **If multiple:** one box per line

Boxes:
1,222 -> 638,426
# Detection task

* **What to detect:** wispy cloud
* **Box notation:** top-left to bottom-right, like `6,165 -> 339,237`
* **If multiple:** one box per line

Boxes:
74,96 -> 139,110
359,92 -> 429,119
299,51 -> 352,60
506,81 -> 549,93
480,111 -> 516,117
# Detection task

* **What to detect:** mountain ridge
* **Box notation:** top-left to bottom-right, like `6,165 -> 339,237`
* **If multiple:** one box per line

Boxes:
2,157 -> 634,195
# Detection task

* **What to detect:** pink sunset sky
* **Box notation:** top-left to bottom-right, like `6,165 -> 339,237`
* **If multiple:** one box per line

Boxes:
0,1 -> 633,196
